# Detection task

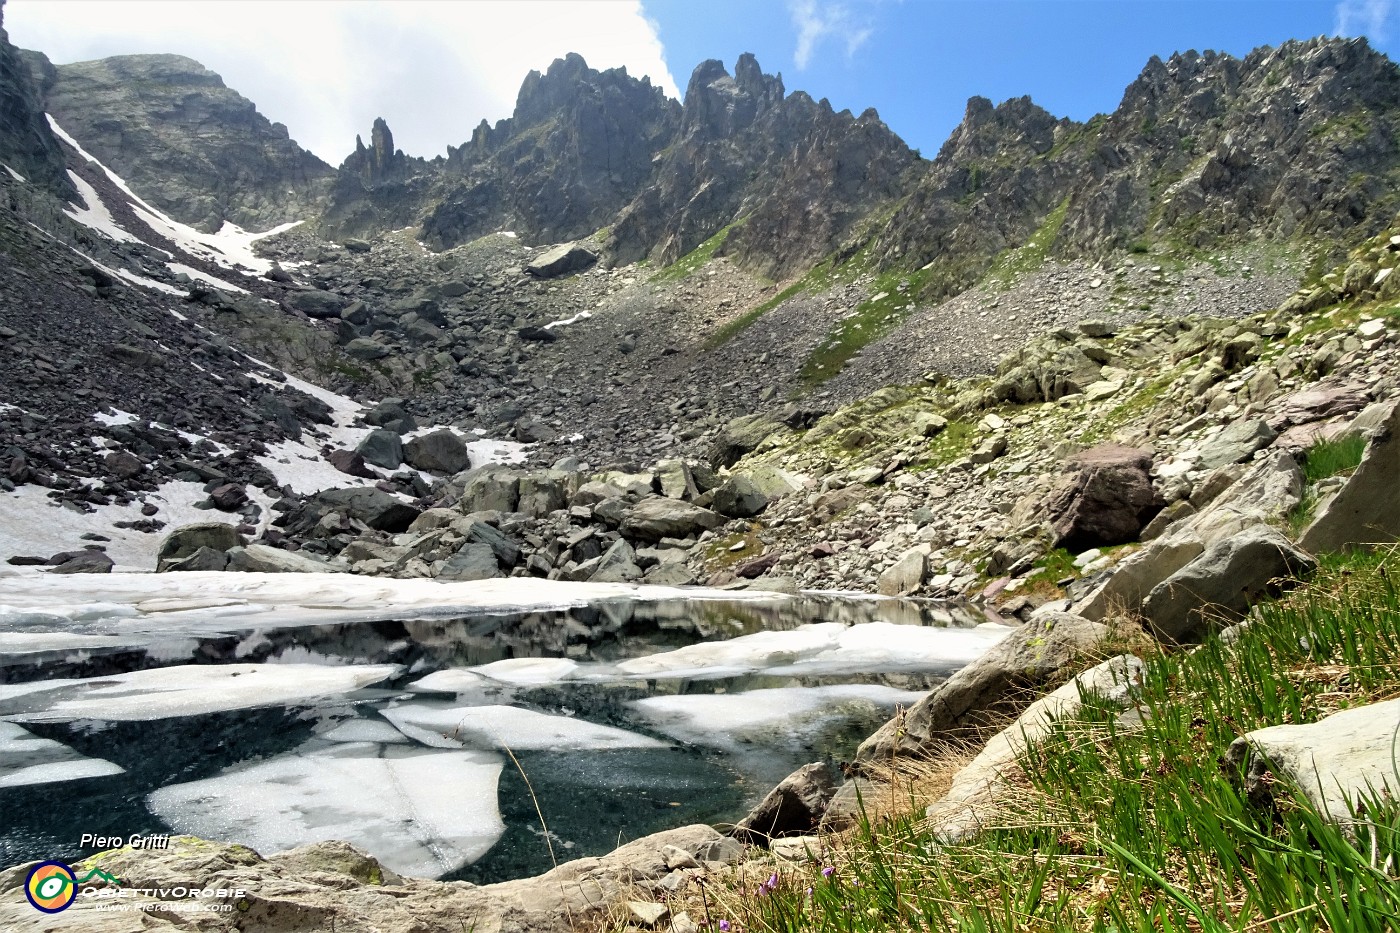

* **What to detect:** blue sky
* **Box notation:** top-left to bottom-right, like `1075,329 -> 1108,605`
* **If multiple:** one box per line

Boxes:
10,1 -> 1399,164
646,0 -> 1400,157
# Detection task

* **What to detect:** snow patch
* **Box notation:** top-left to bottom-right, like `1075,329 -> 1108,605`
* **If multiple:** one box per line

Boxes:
544,309 -> 593,329
62,170 -> 140,244
3,164 -> 25,182
93,408 -> 138,427
166,261 -> 249,295
47,115 -> 299,275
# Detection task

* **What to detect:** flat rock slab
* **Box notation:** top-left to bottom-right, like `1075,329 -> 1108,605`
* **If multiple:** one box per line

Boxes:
1227,698 -> 1400,827
1302,401 -> 1400,554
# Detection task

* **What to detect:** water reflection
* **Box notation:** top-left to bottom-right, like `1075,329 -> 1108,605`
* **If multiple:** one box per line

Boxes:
0,594 -> 999,882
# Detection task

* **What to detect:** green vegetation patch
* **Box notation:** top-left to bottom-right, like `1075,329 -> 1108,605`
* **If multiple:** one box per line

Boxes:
983,195 -> 1072,290
652,221 -> 742,283
693,552 -> 1400,932
798,262 -> 941,386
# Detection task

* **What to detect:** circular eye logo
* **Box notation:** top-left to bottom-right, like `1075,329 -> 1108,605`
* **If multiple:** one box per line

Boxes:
25,861 -> 77,913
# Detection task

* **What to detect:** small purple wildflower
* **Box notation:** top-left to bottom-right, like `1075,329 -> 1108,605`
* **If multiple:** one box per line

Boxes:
767,872 -> 778,889
805,886 -> 813,898
718,921 -> 731,932
821,865 -> 835,879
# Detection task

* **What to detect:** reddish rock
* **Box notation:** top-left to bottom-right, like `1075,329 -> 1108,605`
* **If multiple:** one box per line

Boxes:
1047,445 -> 1163,552
735,553 -> 780,578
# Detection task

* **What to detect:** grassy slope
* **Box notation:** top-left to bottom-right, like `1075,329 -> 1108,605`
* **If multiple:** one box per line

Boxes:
686,552 -> 1400,932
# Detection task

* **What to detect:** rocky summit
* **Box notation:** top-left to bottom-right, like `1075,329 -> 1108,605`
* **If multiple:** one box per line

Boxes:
6,1 -> 1400,928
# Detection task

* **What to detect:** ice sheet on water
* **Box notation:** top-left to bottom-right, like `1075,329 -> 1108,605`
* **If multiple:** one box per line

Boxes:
0,574 -> 781,635
631,684 -> 925,755
146,740 -> 505,879
469,657 -> 581,685
0,722 -> 125,788
616,621 -> 1009,681
318,718 -> 410,744
1,663 -> 400,723
403,669 -> 488,694
381,703 -> 667,751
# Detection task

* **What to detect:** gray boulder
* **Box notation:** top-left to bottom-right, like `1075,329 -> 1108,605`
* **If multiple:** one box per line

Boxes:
161,545 -> 230,572
517,470 -> 575,517
283,289 -> 346,319
619,497 -> 724,542
356,429 -> 403,470
712,474 -> 768,517
46,550 -> 115,574
876,548 -> 927,596
856,612 -> 1107,763
455,466 -> 521,513
525,241 -> 598,278
1142,525 -> 1316,643
156,522 -> 240,570
589,539 -> 642,583
226,544 -> 341,574
313,488 -> 420,533
403,430 -> 471,475
437,543 -> 501,581
655,459 -> 700,501
708,414 -> 784,468
459,519 -> 520,568
1196,419 -> 1277,470
1226,697 -> 1400,827
344,337 -> 390,361
732,762 -> 838,845
1301,401 -> 1400,554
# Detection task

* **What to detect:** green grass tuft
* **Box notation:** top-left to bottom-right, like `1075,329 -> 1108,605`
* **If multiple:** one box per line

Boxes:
691,552 -> 1400,932
1302,433 -> 1367,485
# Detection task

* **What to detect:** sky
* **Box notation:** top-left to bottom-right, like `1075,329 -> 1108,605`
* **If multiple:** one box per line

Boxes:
7,0 -> 1399,166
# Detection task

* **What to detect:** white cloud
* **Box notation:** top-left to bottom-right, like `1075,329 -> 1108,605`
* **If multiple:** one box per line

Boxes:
788,0 -> 876,71
1335,0 -> 1395,40
6,1 -> 681,164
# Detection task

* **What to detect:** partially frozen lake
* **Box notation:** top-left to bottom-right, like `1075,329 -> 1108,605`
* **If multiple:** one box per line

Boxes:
0,574 -> 1009,881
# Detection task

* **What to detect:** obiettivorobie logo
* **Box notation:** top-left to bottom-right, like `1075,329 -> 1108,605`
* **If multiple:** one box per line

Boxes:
24,861 -> 121,913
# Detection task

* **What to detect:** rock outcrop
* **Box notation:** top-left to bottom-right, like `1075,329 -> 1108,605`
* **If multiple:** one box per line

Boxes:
37,52 -> 333,231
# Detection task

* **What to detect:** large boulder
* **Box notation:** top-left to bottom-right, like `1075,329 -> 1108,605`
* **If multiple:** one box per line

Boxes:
156,522 -> 241,571
437,543 -> 501,581
403,430 -> 471,475
913,656 -> 1143,841
283,289 -> 346,319
46,549 -> 115,574
525,242 -> 598,278
731,762 -> 839,845
517,470 -> 576,517
589,539 -> 642,583
1301,401 -> 1400,554
1142,525 -> 1316,643
876,547 -> 927,596
455,466 -> 521,513
711,474 -> 768,517
1074,451 -> 1303,622
226,544 -> 342,573
1226,697 -> 1400,827
313,488 -> 420,533
356,429 -> 403,470
1047,445 -> 1163,551
619,497 -> 724,542
0,826 -> 737,933
708,414 -> 784,468
1195,418 -> 1277,471
856,612 -> 1107,764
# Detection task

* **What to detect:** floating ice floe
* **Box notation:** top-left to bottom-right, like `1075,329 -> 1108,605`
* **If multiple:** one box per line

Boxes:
0,722 -> 125,788
382,703 -> 666,752
0,663 -> 400,723
147,741 -> 504,879
631,684 -> 925,754
614,621 -> 1010,681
